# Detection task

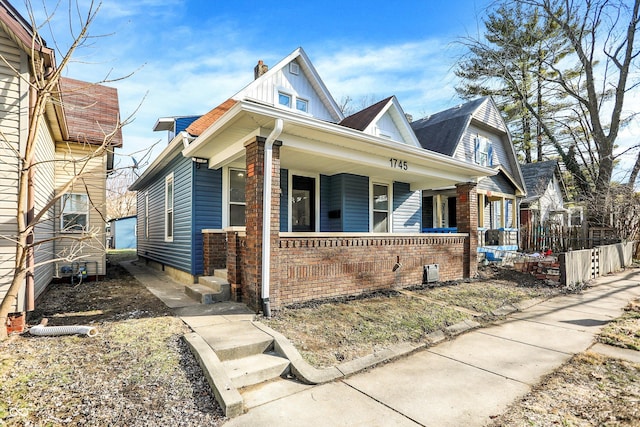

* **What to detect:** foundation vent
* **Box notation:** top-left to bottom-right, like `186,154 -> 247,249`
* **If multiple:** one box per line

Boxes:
423,264 -> 439,284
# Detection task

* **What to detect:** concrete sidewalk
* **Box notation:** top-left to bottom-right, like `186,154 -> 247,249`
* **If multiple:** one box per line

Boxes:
224,270 -> 640,427
121,259 -> 639,426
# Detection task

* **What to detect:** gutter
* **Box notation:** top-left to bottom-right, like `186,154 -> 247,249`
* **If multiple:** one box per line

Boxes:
261,118 -> 283,317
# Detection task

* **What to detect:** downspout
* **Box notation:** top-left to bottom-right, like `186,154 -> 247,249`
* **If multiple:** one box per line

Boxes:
261,119 -> 283,317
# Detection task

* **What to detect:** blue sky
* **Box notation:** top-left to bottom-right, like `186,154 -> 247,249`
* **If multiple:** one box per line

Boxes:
17,0 -> 492,166
17,0 -> 640,178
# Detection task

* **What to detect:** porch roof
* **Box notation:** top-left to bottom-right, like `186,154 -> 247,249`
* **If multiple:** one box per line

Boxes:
182,100 -> 497,190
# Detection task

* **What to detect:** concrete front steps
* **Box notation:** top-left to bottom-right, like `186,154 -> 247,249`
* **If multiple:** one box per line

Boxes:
184,320 -> 296,417
184,269 -> 231,304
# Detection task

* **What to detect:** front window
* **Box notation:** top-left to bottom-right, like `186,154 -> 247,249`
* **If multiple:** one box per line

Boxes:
61,193 -> 89,232
373,184 -> 389,232
165,174 -> 174,241
229,169 -> 246,226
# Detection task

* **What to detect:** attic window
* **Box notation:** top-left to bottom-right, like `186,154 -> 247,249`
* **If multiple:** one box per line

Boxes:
296,98 -> 308,113
278,92 -> 292,108
474,136 -> 493,167
289,62 -> 300,75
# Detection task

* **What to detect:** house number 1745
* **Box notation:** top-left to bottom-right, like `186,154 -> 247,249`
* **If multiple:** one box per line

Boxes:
389,158 -> 408,170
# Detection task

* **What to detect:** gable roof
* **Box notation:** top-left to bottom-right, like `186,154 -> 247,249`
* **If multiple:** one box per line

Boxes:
521,160 -> 565,203
60,77 -> 123,147
411,97 -> 488,155
339,97 -> 392,131
339,96 -> 420,147
186,99 -> 237,136
233,47 -> 344,123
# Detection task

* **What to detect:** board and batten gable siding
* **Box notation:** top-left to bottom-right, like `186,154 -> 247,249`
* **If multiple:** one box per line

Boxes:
392,182 -> 421,232
242,60 -> 336,122
136,152 -> 193,274
191,164 -> 222,275
0,28 -> 27,311
54,143 -> 107,275
374,111 -> 403,141
33,118 -> 56,300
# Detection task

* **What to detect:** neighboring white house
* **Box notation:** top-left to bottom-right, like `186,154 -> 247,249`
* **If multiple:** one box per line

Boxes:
0,0 -> 122,331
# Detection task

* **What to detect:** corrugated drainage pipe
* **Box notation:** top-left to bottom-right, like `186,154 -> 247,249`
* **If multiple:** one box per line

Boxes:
29,324 -> 98,337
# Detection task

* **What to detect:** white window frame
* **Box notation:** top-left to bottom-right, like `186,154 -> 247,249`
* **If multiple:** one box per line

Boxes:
287,170 -> 320,232
275,86 -> 311,114
370,181 -> 392,233
165,173 -> 174,242
474,135 -> 493,167
60,193 -> 89,233
227,167 -> 246,227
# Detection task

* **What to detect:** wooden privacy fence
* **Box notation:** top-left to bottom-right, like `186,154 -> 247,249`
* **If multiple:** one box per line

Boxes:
521,224 -> 621,253
559,241 -> 635,287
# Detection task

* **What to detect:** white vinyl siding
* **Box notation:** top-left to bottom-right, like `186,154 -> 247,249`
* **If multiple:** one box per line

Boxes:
373,111 -> 403,141
0,29 -> 26,311
33,118 -> 56,300
55,142 -> 108,276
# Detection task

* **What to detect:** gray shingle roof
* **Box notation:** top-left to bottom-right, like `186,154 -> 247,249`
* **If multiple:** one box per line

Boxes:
520,160 -> 560,203
411,97 -> 488,155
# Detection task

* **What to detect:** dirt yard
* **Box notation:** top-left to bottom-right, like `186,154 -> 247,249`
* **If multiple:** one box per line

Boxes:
0,250 -> 225,426
1,254 -> 638,426
263,266 -> 559,367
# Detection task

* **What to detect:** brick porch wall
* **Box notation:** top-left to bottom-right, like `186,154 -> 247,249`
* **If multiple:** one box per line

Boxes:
269,234 -> 467,309
202,230 -> 226,276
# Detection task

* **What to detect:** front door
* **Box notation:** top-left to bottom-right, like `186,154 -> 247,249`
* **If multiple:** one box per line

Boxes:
292,175 -> 315,232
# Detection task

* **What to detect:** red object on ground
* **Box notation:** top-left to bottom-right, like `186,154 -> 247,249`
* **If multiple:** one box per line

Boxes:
6,312 -> 26,334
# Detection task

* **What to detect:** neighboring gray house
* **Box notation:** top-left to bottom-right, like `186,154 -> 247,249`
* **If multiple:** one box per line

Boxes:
411,97 -> 526,251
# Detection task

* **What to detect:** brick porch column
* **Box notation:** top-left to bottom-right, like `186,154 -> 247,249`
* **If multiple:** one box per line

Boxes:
456,182 -> 478,278
243,136 -> 281,311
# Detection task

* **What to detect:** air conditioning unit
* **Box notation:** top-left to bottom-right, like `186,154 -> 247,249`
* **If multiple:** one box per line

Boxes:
423,264 -> 439,284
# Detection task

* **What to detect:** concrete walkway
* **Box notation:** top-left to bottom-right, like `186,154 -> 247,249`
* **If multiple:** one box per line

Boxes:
122,260 -> 640,426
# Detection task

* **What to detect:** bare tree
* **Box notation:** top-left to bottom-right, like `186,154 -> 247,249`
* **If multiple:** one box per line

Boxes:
0,0 -> 139,339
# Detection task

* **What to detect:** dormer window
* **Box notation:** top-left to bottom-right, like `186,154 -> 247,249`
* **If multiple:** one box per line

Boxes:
475,136 -> 493,167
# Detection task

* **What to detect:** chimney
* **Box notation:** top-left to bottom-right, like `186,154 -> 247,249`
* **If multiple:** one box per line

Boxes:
254,60 -> 268,79
405,113 -> 413,123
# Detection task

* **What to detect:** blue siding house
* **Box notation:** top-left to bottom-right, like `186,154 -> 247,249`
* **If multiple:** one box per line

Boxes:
130,48 -> 498,312
110,216 -> 137,249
